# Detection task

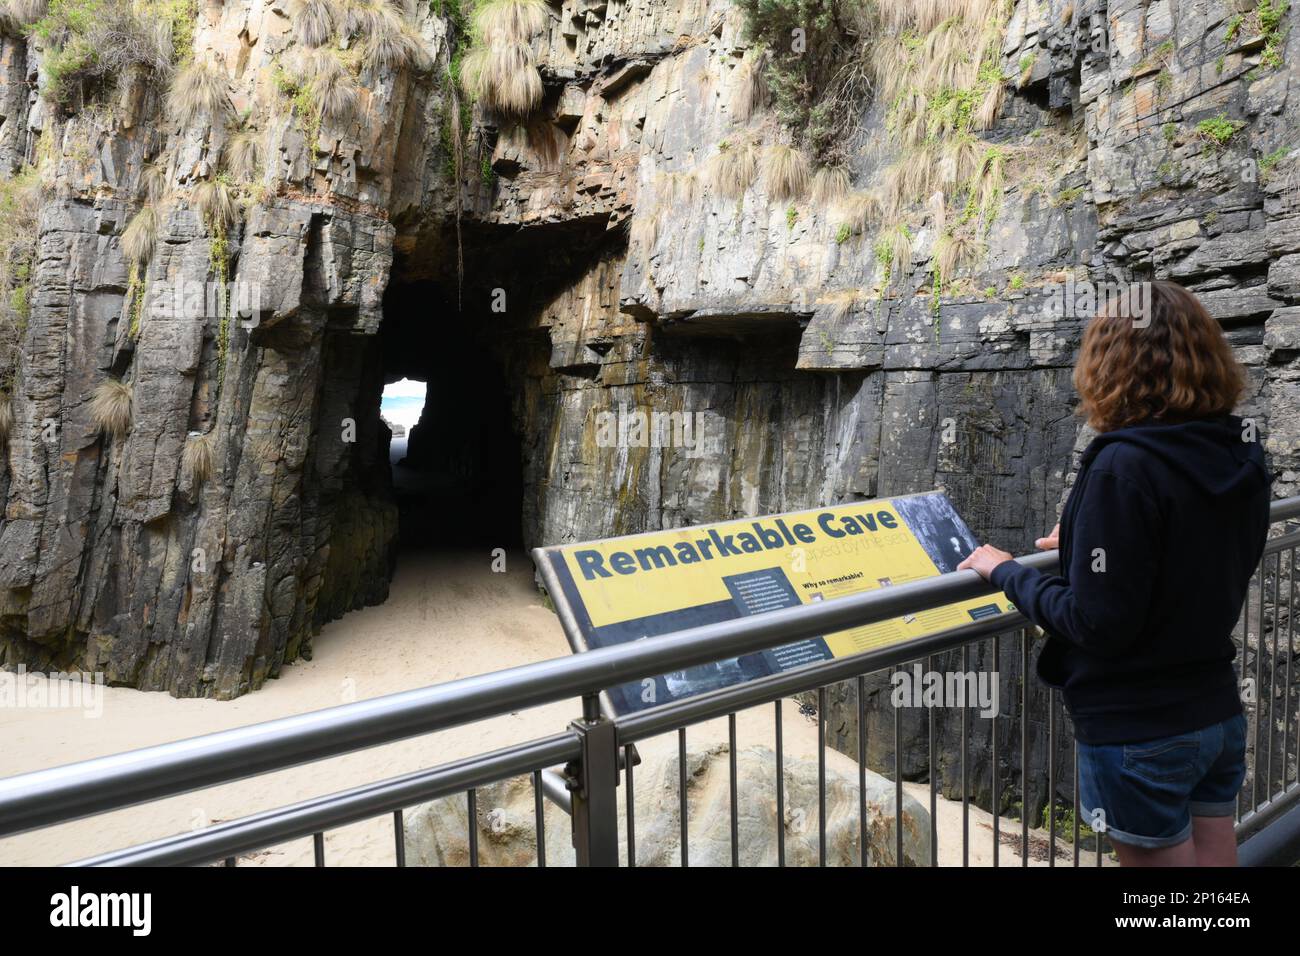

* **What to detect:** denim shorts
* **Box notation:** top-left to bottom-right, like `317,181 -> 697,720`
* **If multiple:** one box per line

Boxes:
1075,712 -> 1247,849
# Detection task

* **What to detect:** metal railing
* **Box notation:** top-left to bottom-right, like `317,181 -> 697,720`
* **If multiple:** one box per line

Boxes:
2,497 -> 1298,867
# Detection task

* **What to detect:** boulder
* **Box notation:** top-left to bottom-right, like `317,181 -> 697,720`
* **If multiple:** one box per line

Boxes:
403,741 -> 930,867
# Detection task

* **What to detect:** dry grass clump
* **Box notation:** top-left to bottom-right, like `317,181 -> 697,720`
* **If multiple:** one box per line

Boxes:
181,430 -> 214,486
877,0 -> 994,36
193,178 -> 238,234
705,139 -> 759,200
882,141 -> 937,218
832,189 -> 882,236
657,170 -> 697,205
472,0 -> 547,42
761,144 -> 809,201
974,74 -> 1004,131
294,0 -> 336,47
810,164 -> 850,205
730,48 -> 768,121
308,49 -> 359,124
1,0 -> 49,31
876,221 -> 913,284
460,42 -> 543,117
121,205 -> 157,266
460,0 -> 547,117
933,229 -> 985,284
224,129 -> 261,184
90,378 -> 132,441
937,134 -> 980,192
971,146 -> 1005,223
361,2 -> 431,72
872,0 -> 1008,226
139,162 -> 168,206
167,58 -> 233,128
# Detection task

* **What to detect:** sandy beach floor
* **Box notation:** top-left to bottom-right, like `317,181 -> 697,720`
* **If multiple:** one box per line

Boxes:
0,550 -> 1097,867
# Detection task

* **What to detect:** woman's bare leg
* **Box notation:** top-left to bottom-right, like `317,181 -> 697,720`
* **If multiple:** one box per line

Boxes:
1112,837 -> 1198,866
1190,815 -> 1238,866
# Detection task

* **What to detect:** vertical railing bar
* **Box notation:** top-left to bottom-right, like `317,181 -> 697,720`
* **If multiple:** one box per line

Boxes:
775,699 -> 786,868
992,634 -> 1000,869
894,669 -> 903,868
858,674 -> 867,868
1020,629 -> 1029,867
818,685 -> 828,867
1048,689 -> 1057,867
532,769 -> 547,869
624,746 -> 636,869
1255,564 -> 1265,812
1238,564 -> 1250,822
961,643 -> 969,868
928,654 -> 937,867
678,727 -> 689,868
467,789 -> 479,867
313,832 -> 325,867
1267,550 -> 1280,800
393,809 -> 405,868
728,713 -> 739,867
1288,548 -> 1297,799
1072,739 -> 1080,867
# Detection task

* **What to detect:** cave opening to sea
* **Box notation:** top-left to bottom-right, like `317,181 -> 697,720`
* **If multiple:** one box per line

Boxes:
375,276 -> 527,554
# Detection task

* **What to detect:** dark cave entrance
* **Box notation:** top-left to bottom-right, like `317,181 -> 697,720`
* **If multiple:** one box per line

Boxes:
376,278 -> 526,553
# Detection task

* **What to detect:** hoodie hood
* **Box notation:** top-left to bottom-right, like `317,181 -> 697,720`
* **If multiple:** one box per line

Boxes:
1082,414 -> 1270,500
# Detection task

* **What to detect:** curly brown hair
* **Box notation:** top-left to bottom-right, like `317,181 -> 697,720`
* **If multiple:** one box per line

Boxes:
1073,280 -> 1246,432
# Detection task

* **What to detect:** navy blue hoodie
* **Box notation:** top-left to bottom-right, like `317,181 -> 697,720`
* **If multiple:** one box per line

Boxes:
989,415 -> 1271,744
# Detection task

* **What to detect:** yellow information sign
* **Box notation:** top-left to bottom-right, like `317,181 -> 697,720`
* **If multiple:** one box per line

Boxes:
534,491 -> 1011,715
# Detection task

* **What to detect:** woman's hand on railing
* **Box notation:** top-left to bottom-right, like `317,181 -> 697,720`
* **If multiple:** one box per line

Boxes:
1035,523 -> 1060,550
956,544 -> 1015,581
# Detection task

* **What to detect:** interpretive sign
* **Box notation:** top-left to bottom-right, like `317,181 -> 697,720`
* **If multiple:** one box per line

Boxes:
533,492 -> 1012,716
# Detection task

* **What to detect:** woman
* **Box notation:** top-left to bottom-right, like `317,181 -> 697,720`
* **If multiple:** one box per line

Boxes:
958,281 -> 1271,866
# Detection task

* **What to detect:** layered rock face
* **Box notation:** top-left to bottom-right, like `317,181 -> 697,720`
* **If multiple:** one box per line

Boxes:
0,0 -> 1296,816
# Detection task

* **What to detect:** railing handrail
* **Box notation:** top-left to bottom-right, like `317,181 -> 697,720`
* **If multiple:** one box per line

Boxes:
2,495 -> 1297,843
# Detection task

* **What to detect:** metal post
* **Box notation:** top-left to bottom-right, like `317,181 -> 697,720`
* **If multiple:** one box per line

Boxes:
567,694 -> 620,867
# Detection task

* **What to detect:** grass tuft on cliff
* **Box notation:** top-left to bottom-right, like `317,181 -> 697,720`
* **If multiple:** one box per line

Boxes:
193,177 -> 238,235
831,189 -> 882,239
361,1 -> 432,73
303,48 -> 360,124
933,229 -> 984,286
457,0 -> 547,117
224,129 -> 262,184
121,205 -> 157,266
181,431 -> 214,487
730,47 -> 768,122
138,161 -> 168,206
761,144 -> 810,202
293,0 -> 335,47
167,57 -> 233,127
0,0 -> 49,33
459,39 -> 543,117
810,164 -> 850,204
90,378 -> 132,441
705,139 -> 759,200
471,0 -> 547,44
